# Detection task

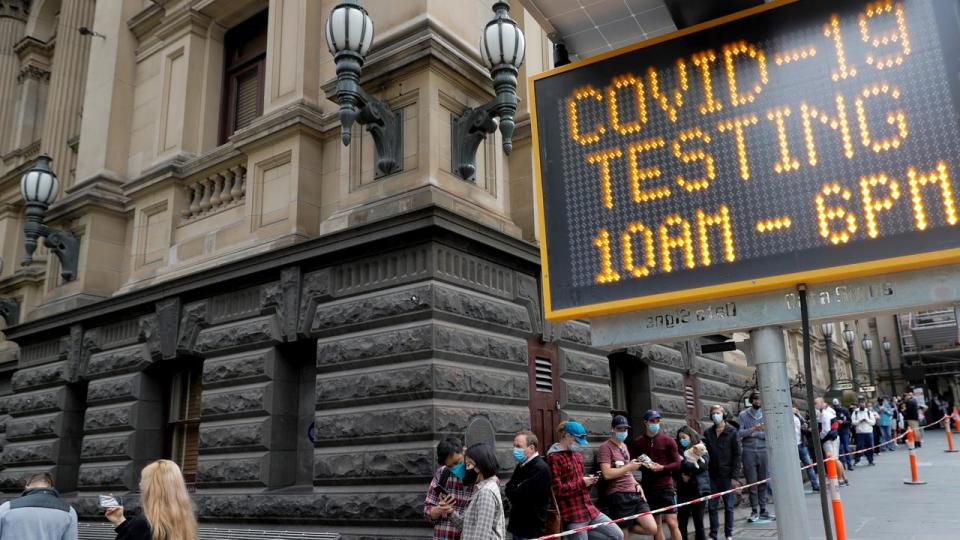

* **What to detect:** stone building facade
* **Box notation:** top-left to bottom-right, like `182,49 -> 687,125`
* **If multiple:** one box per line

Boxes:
0,0 -> 844,537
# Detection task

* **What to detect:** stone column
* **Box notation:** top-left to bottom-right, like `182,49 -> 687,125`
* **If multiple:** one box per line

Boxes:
263,0 -> 323,114
39,0 -> 95,188
74,0 -> 139,188
0,0 -> 28,157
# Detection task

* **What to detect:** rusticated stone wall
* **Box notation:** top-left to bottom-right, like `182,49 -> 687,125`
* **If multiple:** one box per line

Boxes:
0,212 -> 621,538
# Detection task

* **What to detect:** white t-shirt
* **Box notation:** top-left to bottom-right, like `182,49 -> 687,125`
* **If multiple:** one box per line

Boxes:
793,414 -> 802,445
818,407 -> 836,439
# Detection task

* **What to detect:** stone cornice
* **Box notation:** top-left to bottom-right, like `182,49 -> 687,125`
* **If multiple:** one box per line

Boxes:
44,182 -> 130,223
127,2 -> 164,40
13,35 -> 52,60
5,205 -> 541,342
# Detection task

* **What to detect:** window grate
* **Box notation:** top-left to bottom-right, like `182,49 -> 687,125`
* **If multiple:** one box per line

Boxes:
234,70 -> 259,130
685,384 -> 696,410
535,358 -> 553,392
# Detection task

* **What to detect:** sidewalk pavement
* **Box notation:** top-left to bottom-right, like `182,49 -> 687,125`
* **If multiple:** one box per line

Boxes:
628,430 -> 960,539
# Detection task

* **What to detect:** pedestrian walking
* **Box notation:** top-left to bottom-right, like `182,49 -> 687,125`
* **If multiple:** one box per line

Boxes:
597,416 -> 658,538
738,393 -> 773,522
424,437 -> 475,540
445,443 -> 505,540
815,398 -> 848,486
675,427 -> 710,540
852,397 -> 877,466
702,405 -> 739,540
546,421 -> 623,540
632,410 -> 682,540
504,431 -> 552,540
104,459 -> 197,540
877,398 -> 896,451
901,392 -> 922,447
793,407 -> 820,492
0,473 -> 77,540
833,398 -> 854,470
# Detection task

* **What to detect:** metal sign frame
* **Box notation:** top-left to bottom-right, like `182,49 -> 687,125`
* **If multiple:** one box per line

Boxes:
530,0 -> 960,321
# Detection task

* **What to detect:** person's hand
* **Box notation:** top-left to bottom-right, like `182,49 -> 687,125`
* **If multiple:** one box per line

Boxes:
647,462 -> 664,472
583,475 -> 598,487
628,460 -> 642,471
105,506 -> 125,526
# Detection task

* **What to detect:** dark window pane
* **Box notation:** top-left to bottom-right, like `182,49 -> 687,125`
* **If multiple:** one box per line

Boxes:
234,69 -> 259,131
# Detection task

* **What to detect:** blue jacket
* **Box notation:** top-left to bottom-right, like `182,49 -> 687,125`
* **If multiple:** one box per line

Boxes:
0,487 -> 78,540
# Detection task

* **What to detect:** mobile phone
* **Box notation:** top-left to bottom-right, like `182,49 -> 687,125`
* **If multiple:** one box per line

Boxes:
433,484 -> 448,498
98,494 -> 122,508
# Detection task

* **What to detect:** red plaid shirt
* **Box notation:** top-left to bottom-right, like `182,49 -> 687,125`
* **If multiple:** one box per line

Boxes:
546,449 -> 599,524
424,465 -> 474,540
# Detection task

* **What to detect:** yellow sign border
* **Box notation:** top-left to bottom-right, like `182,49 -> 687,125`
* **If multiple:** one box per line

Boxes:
529,0 -> 960,321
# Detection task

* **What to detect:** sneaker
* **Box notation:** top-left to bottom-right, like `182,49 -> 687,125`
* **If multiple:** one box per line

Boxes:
759,510 -> 775,521
748,511 -> 759,523
812,486 -> 820,492
869,461 -> 876,466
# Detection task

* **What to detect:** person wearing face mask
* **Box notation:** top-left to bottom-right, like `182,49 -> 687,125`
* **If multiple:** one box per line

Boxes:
738,393 -> 772,523
448,443 -> 505,540
674,427 -> 710,540
504,431 -> 552,540
424,437 -> 475,540
702,405 -> 740,540
793,406 -> 819,492
597,416 -> 658,538
852,397 -> 877,466
546,421 -> 623,540
632,410 -> 682,540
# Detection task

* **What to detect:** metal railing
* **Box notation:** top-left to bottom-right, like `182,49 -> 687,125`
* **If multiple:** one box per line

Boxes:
897,308 -> 959,354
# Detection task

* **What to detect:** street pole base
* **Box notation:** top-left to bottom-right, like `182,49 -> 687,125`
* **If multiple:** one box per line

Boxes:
945,449 -> 959,453
903,480 -> 927,485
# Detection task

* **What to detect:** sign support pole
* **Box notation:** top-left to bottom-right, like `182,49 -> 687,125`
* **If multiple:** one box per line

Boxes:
751,326 -> 812,540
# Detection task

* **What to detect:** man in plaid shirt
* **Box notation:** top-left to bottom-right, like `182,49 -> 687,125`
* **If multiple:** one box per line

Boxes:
424,437 -> 474,539
545,421 -> 624,540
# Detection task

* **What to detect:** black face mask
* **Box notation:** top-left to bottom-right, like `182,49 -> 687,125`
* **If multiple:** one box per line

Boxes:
463,468 -> 479,485
752,403 -> 761,409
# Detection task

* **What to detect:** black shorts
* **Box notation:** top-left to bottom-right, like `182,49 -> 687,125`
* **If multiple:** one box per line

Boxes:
605,491 -> 652,527
645,487 -> 678,514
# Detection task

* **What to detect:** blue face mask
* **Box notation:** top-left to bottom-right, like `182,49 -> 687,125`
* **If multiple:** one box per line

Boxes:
513,448 -> 527,462
679,438 -> 691,448
711,413 -> 723,425
614,431 -> 628,442
648,423 -> 660,435
449,461 -> 466,480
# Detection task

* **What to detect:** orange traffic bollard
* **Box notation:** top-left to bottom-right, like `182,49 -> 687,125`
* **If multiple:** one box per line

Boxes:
903,428 -> 927,485
825,453 -> 847,540
947,418 -> 959,453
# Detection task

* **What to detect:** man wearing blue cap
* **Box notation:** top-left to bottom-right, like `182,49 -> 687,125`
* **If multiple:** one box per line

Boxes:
632,410 -> 682,540
546,420 -> 624,540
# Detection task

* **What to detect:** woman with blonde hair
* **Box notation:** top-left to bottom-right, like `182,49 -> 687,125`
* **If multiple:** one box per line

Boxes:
105,459 -> 198,540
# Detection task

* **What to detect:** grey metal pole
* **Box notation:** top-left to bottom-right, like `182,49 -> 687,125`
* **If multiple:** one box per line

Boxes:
751,326 -> 812,540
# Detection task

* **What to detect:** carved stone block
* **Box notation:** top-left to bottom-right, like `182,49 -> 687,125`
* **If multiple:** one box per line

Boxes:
202,349 -> 274,388
433,365 -> 527,400
195,315 -> 282,354
316,324 -> 433,368
316,365 -> 433,404
1,440 -> 57,465
434,324 -> 526,364
314,407 -> 433,439
434,407 -> 527,435
560,380 -> 612,409
433,284 -> 532,332
560,348 -> 610,379
650,368 -> 685,393
5,413 -> 61,442
311,284 -> 432,333
86,344 -> 153,379
11,361 -> 71,392
199,419 -> 268,452
197,453 -> 267,486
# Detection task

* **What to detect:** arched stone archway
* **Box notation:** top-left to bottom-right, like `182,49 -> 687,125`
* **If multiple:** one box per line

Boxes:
24,0 -> 59,41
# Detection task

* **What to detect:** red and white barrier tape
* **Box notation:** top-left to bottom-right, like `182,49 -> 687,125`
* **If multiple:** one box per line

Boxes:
533,415 -> 948,539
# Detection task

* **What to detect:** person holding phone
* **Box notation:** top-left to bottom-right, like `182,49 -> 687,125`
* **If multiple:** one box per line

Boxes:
424,437 -> 474,539
0,472 -> 78,540
104,460 -> 197,540
597,416 -> 657,538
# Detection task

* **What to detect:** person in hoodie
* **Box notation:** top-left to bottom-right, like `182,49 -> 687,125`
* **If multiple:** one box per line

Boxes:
675,427 -> 710,540
545,421 -> 623,540
504,431 -> 552,540
0,473 -> 77,540
425,437 -> 475,540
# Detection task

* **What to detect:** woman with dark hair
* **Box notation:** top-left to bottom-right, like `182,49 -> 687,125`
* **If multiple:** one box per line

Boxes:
675,426 -> 710,540
447,443 -> 505,539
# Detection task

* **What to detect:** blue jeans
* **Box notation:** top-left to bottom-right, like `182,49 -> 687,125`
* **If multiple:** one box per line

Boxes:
838,431 -> 853,469
708,476 -> 735,539
798,444 -> 819,489
879,425 -> 895,450
855,432 -> 874,464
565,512 -> 624,540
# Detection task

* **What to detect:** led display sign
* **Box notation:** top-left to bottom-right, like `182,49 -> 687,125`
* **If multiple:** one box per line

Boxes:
531,0 -> 960,320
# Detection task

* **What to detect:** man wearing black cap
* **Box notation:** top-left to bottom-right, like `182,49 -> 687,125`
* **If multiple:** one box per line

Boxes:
598,415 -> 658,538
632,410 -> 682,540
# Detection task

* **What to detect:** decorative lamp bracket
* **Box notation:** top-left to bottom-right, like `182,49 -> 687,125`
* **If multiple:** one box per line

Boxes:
0,297 -> 20,327
450,101 -> 499,182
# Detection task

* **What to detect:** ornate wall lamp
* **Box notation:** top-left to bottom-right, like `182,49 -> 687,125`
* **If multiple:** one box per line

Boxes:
325,0 -> 402,177
451,1 -> 525,181
20,154 -> 79,282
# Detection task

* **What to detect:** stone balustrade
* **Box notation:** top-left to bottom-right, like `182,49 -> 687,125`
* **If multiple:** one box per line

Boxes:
180,163 -> 247,222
